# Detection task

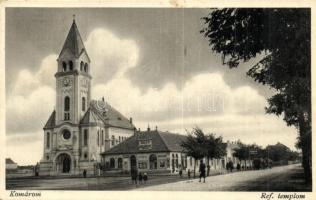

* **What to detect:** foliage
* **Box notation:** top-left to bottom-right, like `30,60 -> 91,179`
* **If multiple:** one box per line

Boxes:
206,133 -> 227,160
201,8 -> 311,183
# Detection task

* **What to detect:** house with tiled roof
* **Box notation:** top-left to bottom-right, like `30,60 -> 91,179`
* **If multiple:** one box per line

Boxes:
101,130 -> 250,174
101,129 -> 189,173
39,19 -> 135,176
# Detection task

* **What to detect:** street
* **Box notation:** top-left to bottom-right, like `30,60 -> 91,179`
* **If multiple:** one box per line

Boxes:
6,164 -> 310,191
136,164 -> 310,191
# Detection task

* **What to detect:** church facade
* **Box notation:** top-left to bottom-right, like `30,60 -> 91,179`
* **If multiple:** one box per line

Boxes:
39,19 -> 135,176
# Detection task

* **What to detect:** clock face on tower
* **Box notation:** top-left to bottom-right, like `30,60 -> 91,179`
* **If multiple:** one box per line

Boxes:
63,77 -> 71,87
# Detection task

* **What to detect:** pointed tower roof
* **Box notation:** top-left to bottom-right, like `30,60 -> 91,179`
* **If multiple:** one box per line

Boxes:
58,19 -> 90,60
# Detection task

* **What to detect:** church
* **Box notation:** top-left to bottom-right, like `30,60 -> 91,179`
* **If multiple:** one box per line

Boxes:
39,19 -> 135,176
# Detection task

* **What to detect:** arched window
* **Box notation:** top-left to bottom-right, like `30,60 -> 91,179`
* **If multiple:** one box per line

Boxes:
84,63 -> 88,72
46,132 -> 50,148
64,96 -> 70,120
149,154 -> 158,170
82,97 -> 86,111
64,96 -> 70,111
62,62 -> 67,72
80,61 -> 84,71
69,60 -> 73,71
110,158 -> 115,168
118,158 -> 123,169
83,129 -> 88,146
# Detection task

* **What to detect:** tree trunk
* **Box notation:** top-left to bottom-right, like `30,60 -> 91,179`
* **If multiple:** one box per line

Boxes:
298,112 -> 312,185
193,159 -> 197,178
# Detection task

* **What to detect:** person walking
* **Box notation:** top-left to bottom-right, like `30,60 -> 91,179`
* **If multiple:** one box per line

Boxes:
138,172 -> 143,185
207,164 -> 210,176
143,172 -> 148,184
83,169 -> 87,178
199,160 -> 206,183
131,167 -> 138,185
187,169 -> 191,179
179,165 -> 183,177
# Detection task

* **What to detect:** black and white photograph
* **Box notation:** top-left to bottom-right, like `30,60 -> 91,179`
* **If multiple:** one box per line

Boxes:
1,1 -> 314,199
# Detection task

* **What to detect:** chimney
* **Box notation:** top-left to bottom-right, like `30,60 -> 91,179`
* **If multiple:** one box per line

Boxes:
155,126 -> 158,131
130,117 -> 133,124
102,96 -> 105,102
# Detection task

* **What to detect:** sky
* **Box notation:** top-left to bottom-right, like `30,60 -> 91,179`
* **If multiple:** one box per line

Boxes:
5,8 -> 298,165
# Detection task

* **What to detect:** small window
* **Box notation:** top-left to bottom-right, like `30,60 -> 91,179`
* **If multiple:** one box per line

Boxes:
118,158 -> 123,169
84,153 -> 88,159
82,97 -> 86,111
64,96 -> 70,111
46,155 -> 50,160
62,129 -> 71,140
111,135 -> 115,146
84,63 -> 88,72
84,129 -> 88,146
80,61 -> 84,71
62,62 -> 67,72
46,132 -> 50,148
97,131 -> 100,146
101,130 -> 104,145
69,60 -> 73,71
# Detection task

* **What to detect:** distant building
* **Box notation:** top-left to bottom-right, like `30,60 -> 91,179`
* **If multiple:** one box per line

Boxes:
6,158 -> 18,170
101,129 -> 245,174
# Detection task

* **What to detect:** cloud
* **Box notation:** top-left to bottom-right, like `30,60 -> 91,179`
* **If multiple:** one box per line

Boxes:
85,28 -> 139,84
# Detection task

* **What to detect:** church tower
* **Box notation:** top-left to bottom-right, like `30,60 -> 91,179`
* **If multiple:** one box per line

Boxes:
55,18 -> 91,125
40,18 -> 135,176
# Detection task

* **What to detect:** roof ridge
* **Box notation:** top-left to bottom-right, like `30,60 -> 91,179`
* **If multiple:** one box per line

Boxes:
157,131 -> 173,152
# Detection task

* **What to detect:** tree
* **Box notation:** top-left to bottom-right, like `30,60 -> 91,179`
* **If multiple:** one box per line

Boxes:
233,142 -> 249,168
181,127 -> 206,177
206,133 -> 227,165
201,8 -> 311,184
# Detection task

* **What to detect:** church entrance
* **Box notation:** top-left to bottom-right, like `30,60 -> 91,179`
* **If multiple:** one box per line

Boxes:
56,153 -> 71,173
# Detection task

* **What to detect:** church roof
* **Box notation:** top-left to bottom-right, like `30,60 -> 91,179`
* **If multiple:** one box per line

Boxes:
43,110 -> 56,129
58,20 -> 89,60
102,130 -> 187,155
80,100 -> 135,130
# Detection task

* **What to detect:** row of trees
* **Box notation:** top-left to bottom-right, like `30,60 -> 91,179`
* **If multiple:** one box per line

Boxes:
181,127 -> 301,177
233,142 -> 300,169
181,127 -> 227,177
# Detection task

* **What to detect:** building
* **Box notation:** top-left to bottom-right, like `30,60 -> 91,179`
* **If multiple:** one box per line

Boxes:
101,129 -> 188,174
101,129 -> 244,174
6,158 -> 18,170
39,19 -> 135,176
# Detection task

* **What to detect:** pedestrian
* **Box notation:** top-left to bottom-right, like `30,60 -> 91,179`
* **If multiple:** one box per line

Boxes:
237,163 -> 241,171
207,164 -> 210,176
187,169 -> 191,179
143,172 -> 148,184
226,162 -> 230,172
131,167 -> 137,185
199,160 -> 206,183
138,172 -> 143,184
83,169 -> 87,178
179,165 -> 183,177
